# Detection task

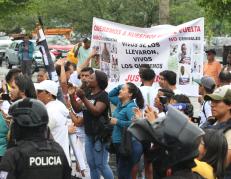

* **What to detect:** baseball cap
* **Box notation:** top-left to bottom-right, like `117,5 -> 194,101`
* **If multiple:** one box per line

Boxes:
83,37 -> 91,43
205,49 -> 216,55
34,80 -> 58,97
193,76 -> 216,90
204,85 -> 231,102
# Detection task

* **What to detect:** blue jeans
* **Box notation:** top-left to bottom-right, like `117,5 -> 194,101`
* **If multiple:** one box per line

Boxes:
114,139 -> 143,179
85,135 -> 114,179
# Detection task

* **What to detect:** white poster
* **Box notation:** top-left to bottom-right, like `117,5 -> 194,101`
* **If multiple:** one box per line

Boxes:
91,17 -> 204,96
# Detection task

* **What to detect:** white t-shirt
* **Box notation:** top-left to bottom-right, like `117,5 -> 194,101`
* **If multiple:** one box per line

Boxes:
139,86 -> 158,108
199,101 -> 212,127
46,100 -> 70,164
173,88 -> 183,95
75,111 -> 85,138
69,71 -> 82,87
0,100 -> 10,114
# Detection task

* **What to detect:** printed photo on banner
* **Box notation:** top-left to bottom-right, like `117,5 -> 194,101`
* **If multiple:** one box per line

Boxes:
101,61 -> 110,78
91,42 -> 100,69
191,44 -> 203,81
101,42 -> 111,63
191,54 -> 203,79
111,72 -> 120,82
111,55 -> 118,70
179,64 -> 191,85
110,42 -> 119,82
168,44 -> 179,72
91,17 -> 204,96
110,43 -> 117,54
193,43 -> 201,54
178,43 -> 191,65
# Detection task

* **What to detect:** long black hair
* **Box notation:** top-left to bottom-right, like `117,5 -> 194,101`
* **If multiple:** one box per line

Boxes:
126,82 -> 144,109
201,129 -> 228,179
14,74 -> 37,99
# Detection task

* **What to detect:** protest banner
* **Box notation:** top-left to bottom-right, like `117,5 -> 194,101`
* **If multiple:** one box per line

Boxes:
91,17 -> 204,96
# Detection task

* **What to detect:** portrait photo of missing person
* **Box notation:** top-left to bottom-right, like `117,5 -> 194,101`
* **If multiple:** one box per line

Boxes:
179,65 -> 190,85
178,43 -> 191,65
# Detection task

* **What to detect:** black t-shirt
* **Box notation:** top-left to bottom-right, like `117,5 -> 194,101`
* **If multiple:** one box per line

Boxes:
83,91 -> 109,136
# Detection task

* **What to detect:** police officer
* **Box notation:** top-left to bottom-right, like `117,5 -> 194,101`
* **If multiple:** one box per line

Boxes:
129,105 -> 205,179
0,98 -> 71,179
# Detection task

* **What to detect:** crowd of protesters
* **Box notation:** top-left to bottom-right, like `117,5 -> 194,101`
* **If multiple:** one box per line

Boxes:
0,35 -> 230,179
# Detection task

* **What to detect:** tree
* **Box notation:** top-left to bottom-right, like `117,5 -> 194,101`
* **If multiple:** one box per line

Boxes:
170,0 -> 204,25
197,0 -> 231,36
0,0 -> 230,36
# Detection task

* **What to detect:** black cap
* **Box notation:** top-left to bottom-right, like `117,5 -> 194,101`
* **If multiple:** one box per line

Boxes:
205,49 -> 216,55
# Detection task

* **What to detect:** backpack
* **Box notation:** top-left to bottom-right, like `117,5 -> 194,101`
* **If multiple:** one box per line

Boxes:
91,103 -> 113,143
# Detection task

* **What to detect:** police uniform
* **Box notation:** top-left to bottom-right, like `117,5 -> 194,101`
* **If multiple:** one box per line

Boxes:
0,98 -> 71,179
128,106 -> 205,179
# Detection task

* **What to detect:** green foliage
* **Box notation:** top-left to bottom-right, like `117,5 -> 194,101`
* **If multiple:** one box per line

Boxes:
170,0 -> 204,25
0,0 -> 230,36
197,0 -> 231,36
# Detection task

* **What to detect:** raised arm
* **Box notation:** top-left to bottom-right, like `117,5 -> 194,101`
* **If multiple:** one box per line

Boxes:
108,85 -> 123,106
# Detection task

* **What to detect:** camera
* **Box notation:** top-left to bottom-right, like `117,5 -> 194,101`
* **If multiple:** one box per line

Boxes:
1,93 -> 11,101
159,96 -> 168,105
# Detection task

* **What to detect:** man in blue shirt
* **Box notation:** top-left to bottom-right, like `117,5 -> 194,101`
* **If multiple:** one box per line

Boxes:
18,34 -> 34,78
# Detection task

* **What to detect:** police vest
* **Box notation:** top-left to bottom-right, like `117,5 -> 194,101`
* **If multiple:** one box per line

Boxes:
14,140 -> 70,179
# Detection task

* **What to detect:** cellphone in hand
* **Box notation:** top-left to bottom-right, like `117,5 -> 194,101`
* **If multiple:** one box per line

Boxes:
1,93 -> 10,101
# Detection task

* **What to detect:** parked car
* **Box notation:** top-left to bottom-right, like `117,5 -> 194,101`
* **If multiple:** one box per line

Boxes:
0,36 -> 12,65
5,40 -> 56,71
46,35 -> 74,59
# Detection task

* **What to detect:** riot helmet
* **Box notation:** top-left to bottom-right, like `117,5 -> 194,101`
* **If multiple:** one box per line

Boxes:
128,105 -> 204,170
8,98 -> 49,127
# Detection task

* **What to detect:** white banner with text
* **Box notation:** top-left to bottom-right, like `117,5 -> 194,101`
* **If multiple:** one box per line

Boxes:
91,17 -> 204,96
